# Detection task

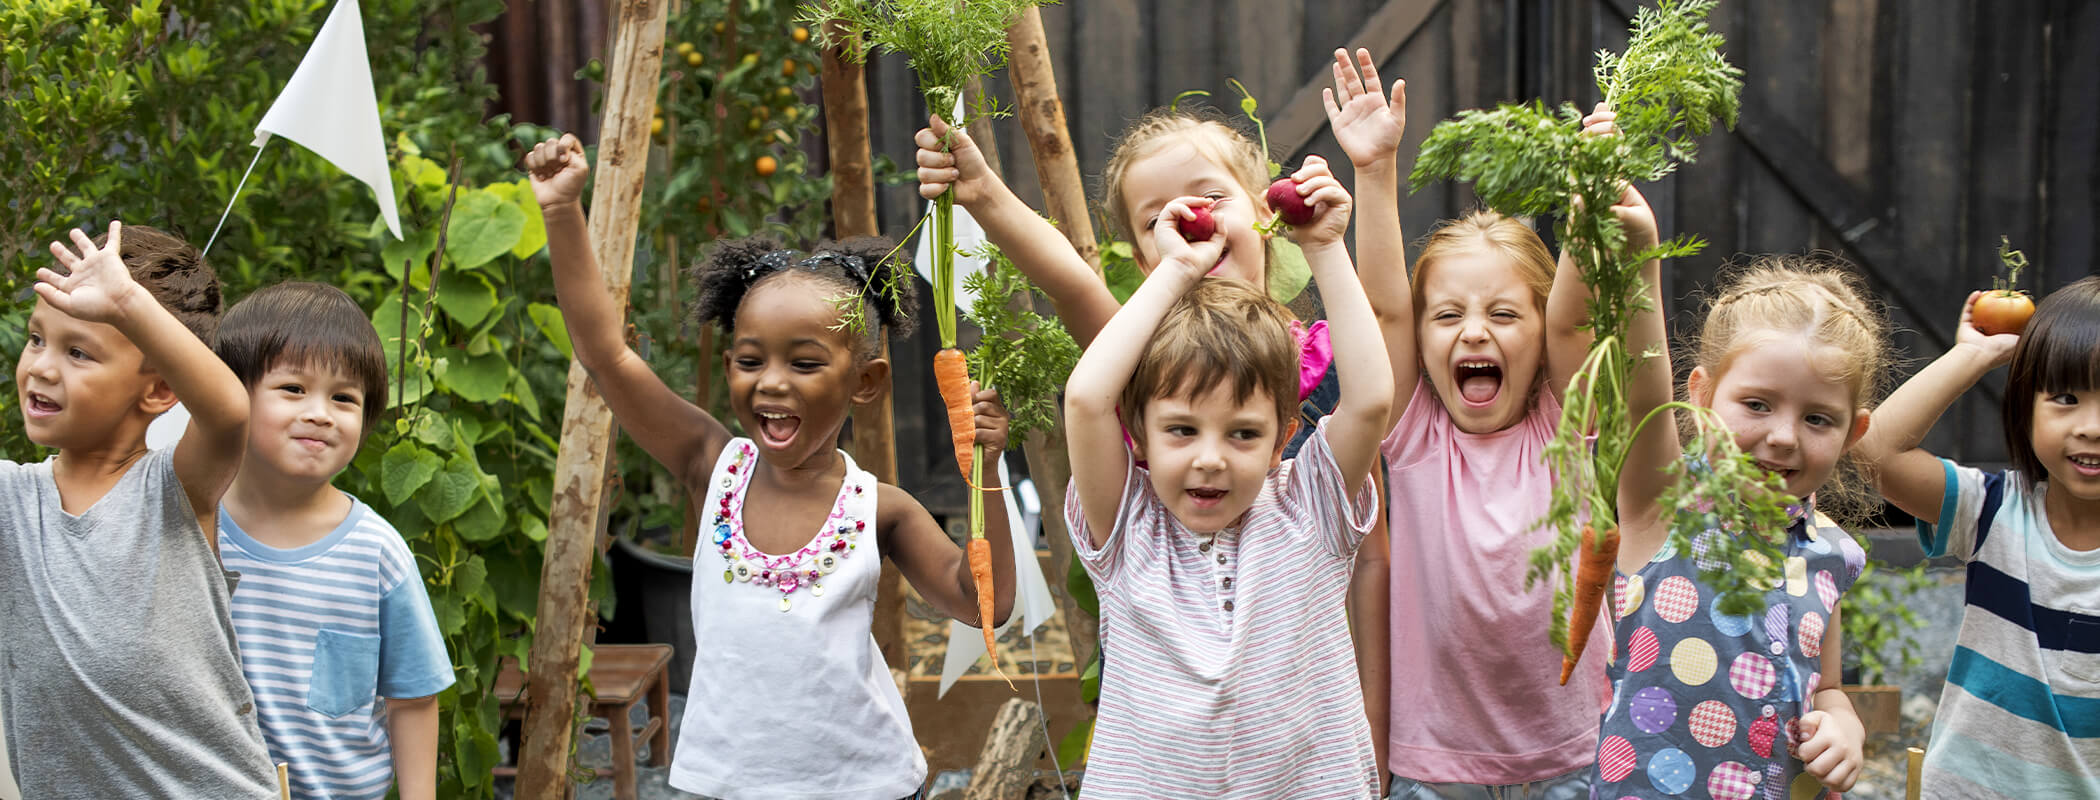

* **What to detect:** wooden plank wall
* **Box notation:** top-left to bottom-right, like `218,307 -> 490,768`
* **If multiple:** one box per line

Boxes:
484,1 -> 2099,512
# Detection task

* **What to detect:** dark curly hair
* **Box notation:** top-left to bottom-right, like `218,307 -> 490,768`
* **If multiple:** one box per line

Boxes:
689,235 -> 917,358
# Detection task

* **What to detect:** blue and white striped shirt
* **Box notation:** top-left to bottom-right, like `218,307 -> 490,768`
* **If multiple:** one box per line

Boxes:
220,495 -> 454,800
1917,461 -> 2100,797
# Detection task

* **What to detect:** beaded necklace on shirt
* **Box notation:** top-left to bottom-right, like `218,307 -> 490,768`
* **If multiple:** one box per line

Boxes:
710,441 -> 865,612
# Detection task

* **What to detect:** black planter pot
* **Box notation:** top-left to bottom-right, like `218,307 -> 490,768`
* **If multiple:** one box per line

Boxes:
607,535 -> 698,693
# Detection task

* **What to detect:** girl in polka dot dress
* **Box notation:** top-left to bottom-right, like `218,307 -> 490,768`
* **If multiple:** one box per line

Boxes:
1598,259 -> 1886,799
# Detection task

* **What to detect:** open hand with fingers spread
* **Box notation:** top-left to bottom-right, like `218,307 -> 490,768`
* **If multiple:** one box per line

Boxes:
39,221 -> 145,326
525,133 -> 590,210
1323,47 -> 1407,168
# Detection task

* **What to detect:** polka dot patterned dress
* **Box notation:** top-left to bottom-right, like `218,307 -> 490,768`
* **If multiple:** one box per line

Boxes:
1592,503 -> 1865,799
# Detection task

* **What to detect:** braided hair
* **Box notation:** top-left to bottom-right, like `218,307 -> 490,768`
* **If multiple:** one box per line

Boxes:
690,235 -> 917,359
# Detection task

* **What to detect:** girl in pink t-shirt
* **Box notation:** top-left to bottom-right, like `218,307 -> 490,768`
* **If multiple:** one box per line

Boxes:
1363,103 -> 1641,794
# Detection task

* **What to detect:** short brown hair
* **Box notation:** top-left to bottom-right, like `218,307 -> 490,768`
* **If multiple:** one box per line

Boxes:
215,282 -> 389,435
1120,279 -> 1299,441
90,225 -> 222,344
2003,275 -> 2100,478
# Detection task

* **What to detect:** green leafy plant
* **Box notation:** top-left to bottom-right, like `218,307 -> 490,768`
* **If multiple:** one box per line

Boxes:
1840,558 -> 1933,686
960,242 -> 1081,441
1411,1 -> 1780,655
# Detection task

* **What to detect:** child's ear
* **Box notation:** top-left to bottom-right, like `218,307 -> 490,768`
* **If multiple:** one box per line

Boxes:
1845,409 -> 1872,450
851,357 -> 890,406
138,374 -> 177,416
1686,366 -> 1714,406
1271,418 -> 1300,467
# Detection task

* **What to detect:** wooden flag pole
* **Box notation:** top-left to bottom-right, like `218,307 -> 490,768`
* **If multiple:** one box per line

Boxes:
1004,4 -> 1095,667
820,19 -> 908,670
515,0 -> 670,796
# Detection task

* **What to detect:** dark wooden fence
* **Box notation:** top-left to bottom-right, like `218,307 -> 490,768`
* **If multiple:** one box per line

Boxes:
489,0 -> 2099,513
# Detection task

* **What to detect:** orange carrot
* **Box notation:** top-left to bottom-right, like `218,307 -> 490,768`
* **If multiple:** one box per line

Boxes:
934,348 -> 976,479
968,536 -> 1011,687
1561,524 -> 1620,685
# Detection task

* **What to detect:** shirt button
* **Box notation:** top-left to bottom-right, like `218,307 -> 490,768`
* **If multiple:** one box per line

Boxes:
1199,541 -> 1211,553
1216,553 -> 1226,565
1770,642 -> 1784,655
1223,600 -> 1234,612
1222,577 -> 1233,589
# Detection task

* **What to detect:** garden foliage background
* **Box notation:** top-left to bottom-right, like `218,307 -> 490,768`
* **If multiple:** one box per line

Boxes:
2,0 -> 828,794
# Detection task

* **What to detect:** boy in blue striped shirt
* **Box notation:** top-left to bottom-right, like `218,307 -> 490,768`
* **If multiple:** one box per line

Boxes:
213,282 -> 453,800
1856,278 -> 2100,797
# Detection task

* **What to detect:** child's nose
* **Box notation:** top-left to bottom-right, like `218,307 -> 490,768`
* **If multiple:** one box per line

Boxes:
1765,421 -> 1797,450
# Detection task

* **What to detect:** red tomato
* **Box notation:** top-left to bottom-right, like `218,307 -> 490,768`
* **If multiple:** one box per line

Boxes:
1973,291 -> 2035,336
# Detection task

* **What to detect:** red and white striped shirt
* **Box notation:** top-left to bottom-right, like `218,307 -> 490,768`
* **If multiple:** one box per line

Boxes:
1068,421 -> 1380,799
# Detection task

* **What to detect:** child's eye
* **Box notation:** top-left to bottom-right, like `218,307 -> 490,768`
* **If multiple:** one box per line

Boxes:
68,347 -> 90,360
1434,311 -> 1461,322
1230,428 -> 1262,441
1743,399 -> 1770,413
734,357 -> 762,369
793,360 -> 825,371
335,393 -> 362,406
1804,413 -> 1833,428
278,384 -> 304,395
1493,310 -> 1520,321
1165,425 -> 1196,437
2049,392 -> 2079,406
1204,191 -> 1227,201
24,333 -> 41,347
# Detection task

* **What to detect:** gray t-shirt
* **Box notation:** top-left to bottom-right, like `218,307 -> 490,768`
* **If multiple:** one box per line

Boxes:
0,448 -> 277,798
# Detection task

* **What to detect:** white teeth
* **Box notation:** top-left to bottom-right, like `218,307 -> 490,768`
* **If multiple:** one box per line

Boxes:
1459,360 -> 1495,368
758,411 -> 790,419
2071,455 -> 2100,467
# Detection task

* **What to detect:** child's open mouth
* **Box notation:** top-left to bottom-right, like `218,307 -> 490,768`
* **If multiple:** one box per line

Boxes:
1186,487 -> 1227,508
25,392 -> 60,417
1205,247 -> 1231,276
757,410 -> 801,447
1756,460 -> 1800,484
2068,453 -> 2100,477
1455,360 -> 1503,406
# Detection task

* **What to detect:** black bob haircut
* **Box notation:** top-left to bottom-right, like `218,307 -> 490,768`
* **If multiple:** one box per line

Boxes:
214,281 -> 390,436
2002,275 -> 2100,478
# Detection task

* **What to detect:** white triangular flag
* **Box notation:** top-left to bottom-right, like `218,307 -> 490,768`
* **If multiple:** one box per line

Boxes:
253,0 -> 401,239
938,457 -> 1060,698
914,93 -> 992,313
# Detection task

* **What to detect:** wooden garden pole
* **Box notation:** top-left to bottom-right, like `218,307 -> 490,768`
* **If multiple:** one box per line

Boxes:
820,21 -> 908,670
1005,5 -> 1097,667
516,0 -> 670,796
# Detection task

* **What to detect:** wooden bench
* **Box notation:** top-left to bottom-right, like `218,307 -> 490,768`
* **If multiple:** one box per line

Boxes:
492,643 -> 674,800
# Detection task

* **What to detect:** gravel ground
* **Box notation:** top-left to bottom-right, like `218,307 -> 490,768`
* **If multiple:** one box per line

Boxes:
499,566 -> 1967,800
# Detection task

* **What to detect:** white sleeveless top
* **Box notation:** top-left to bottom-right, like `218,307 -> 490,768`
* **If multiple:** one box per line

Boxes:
667,439 -> 925,800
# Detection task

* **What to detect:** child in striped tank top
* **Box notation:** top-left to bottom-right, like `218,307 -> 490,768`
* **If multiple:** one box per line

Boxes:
1062,162 -> 1391,798
213,282 -> 454,800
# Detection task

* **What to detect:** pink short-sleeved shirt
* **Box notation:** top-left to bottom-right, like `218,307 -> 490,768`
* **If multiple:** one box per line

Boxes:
1068,420 -> 1381,799
1381,376 -> 1610,784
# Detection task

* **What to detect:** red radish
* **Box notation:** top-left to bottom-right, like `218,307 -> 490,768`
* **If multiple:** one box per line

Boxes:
1266,178 -> 1316,226
1179,205 -> 1218,242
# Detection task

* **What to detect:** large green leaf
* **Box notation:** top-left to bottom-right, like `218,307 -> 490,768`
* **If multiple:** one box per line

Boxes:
371,294 -> 432,367
381,441 -> 443,506
527,302 -> 573,360
1055,716 -> 1094,768
1266,238 -> 1311,304
454,496 -> 505,541
453,554 -> 488,598
442,350 -> 513,404
435,269 -> 499,328
485,179 -> 547,259
417,455 -> 481,523
379,224 -> 437,283
443,189 -> 526,270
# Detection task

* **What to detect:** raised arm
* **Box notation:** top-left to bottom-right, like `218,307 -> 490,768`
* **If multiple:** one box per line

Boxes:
1064,199 -> 1222,545
41,222 -> 249,545
1323,48 -> 1416,430
1544,105 -> 1618,400
1854,294 -> 2019,520
917,116 -> 1121,346
1596,186 -> 1678,549
527,135 -> 730,488
1286,156 -> 1393,488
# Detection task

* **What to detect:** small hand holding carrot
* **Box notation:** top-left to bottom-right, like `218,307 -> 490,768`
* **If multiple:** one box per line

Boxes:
1796,708 -> 1864,791
525,134 -> 590,210
40,222 -> 144,325
915,115 -> 997,208
1323,47 -> 1407,169
1277,156 -> 1352,248
1957,290 -> 2022,368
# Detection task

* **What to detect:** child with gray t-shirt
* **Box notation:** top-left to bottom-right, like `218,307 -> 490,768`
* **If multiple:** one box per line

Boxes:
0,222 -> 277,799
